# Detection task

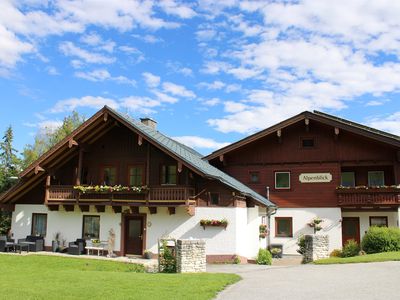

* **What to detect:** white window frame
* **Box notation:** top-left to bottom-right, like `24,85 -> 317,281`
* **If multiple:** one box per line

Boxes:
275,171 -> 291,189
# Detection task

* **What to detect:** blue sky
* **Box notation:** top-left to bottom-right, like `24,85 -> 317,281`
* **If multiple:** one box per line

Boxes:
1,0 -> 399,155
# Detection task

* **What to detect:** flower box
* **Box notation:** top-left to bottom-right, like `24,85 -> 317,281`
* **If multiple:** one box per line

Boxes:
200,219 -> 228,230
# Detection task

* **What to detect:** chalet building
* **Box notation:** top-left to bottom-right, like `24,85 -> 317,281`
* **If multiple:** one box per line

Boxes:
0,106 -> 274,261
206,111 -> 400,254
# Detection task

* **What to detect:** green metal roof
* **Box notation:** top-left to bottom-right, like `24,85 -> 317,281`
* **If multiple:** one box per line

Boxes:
111,108 -> 275,207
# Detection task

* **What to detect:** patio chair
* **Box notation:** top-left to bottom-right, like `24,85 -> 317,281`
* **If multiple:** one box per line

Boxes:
68,239 -> 86,255
17,235 -> 44,252
0,235 -> 15,252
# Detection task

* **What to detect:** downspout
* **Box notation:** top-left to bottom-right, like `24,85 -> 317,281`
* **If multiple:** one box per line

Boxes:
266,186 -> 277,250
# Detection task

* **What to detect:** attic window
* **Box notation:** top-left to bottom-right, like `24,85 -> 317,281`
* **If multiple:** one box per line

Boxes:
301,138 -> 315,148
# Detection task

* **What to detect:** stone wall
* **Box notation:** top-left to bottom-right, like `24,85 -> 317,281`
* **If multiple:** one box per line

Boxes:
303,234 -> 329,263
176,239 -> 206,273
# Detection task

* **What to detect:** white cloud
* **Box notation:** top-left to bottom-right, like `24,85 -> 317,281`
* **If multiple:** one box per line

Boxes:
171,135 -> 230,150
46,66 -> 59,75
50,96 -> 119,113
132,34 -> 164,44
142,72 -> 161,88
0,25 -> 33,67
159,0 -> 197,19
365,100 -> 388,106
199,80 -> 225,90
202,98 -> 220,106
367,112 -> 400,136
120,96 -> 160,115
150,90 -> 178,104
75,69 -> 136,85
163,82 -> 196,98
59,41 -> 115,64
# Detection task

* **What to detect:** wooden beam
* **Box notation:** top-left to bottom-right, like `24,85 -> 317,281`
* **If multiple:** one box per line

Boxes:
277,129 -> 282,143
47,205 -> 59,211
104,112 -> 108,122
79,205 -> 89,212
186,206 -> 195,216
76,148 -> 84,185
34,165 -> 45,175
63,205 -> 74,212
45,175 -> 51,205
95,205 -> 105,213
148,207 -> 157,214
130,206 -> 139,214
138,135 -> 143,146
177,161 -> 183,173
219,154 -> 224,162
305,118 -> 309,132
112,206 -> 122,213
0,204 -> 15,212
68,139 -> 78,148
168,207 -> 176,215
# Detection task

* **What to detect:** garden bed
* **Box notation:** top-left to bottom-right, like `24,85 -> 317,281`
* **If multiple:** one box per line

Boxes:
314,251 -> 400,265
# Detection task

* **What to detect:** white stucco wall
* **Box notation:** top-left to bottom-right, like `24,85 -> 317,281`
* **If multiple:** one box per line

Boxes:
11,204 -> 264,258
341,211 -> 399,240
270,207 -> 342,255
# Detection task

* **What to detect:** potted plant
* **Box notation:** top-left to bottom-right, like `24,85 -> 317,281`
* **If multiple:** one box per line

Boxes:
308,217 -> 324,234
270,247 -> 282,258
143,250 -> 151,259
52,232 -> 61,252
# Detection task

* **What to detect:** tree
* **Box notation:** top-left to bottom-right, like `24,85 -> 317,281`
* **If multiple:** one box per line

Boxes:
22,111 -> 85,168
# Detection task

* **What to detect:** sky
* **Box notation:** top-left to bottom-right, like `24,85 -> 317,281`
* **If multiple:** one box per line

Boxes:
1,0 -> 400,156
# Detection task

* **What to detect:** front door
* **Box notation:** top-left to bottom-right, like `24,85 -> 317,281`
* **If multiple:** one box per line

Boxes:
124,216 -> 144,255
342,217 -> 360,246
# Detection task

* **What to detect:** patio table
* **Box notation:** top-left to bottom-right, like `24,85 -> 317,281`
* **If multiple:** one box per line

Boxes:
15,243 -> 30,254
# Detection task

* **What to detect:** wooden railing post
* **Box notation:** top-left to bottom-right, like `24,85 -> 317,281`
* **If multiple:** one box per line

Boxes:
45,175 -> 51,204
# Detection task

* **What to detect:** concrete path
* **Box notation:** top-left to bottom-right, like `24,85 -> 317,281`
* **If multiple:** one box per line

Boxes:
211,261 -> 400,300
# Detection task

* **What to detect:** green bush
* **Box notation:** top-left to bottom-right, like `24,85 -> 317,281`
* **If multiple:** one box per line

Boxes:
342,239 -> 360,257
362,226 -> 400,254
329,249 -> 343,257
296,235 -> 306,255
256,248 -> 272,265
159,241 -> 176,273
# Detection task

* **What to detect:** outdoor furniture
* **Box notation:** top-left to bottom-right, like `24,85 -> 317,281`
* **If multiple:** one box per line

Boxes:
15,243 -> 30,254
68,239 -> 86,255
17,236 -> 44,252
85,241 -> 108,256
0,236 -> 16,252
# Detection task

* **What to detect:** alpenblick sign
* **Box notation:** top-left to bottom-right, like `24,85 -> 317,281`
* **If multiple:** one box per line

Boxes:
299,173 -> 332,183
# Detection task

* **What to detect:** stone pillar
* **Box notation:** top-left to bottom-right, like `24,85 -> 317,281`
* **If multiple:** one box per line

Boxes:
176,239 -> 206,273
303,234 -> 329,263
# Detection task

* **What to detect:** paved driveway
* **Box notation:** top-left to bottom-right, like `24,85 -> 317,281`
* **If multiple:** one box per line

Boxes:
209,262 -> 400,300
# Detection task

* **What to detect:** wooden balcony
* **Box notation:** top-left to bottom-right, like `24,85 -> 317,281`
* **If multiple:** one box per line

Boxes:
46,185 -> 196,207
336,187 -> 400,207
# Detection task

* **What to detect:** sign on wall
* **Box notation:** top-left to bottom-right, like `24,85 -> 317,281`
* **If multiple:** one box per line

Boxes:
299,173 -> 332,183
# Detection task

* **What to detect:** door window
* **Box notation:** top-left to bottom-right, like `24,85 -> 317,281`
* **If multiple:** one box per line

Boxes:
368,171 -> 384,186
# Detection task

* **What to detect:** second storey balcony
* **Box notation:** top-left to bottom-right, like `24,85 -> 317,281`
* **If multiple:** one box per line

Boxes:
336,186 -> 400,207
46,185 -> 196,207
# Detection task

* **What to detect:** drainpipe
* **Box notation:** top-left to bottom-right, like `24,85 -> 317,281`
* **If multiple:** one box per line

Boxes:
266,186 -> 277,250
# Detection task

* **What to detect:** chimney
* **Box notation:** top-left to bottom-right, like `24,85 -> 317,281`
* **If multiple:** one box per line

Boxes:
140,117 -> 157,130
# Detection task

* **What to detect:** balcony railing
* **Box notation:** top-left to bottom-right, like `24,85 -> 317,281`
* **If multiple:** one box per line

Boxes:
336,187 -> 400,206
47,185 -> 196,206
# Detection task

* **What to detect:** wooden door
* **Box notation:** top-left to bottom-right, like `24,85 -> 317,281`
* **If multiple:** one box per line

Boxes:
125,216 -> 144,255
342,217 -> 360,246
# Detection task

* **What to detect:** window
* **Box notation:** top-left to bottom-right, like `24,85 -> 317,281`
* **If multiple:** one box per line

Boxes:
341,172 -> 355,187
31,214 -> 47,236
129,166 -> 144,186
82,216 -> 100,239
301,138 -> 315,148
161,165 -> 177,185
210,193 -> 219,205
275,217 -> 293,237
249,171 -> 260,183
369,216 -> 388,227
102,166 -> 117,185
368,171 -> 384,186
275,172 -> 290,189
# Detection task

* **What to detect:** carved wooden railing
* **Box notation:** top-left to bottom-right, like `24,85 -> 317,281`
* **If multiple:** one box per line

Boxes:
47,185 -> 195,205
336,188 -> 400,206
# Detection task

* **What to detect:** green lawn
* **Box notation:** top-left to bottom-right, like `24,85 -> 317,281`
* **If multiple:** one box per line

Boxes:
0,255 -> 240,300
314,251 -> 400,265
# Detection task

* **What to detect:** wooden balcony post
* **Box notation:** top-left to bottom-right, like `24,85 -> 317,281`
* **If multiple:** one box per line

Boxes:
45,175 -> 51,204
76,148 -> 84,186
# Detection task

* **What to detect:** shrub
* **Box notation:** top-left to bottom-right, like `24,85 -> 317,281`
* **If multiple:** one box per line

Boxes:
342,239 -> 360,257
329,249 -> 343,257
296,235 -> 306,255
362,226 -> 400,254
159,241 -> 176,273
256,248 -> 272,265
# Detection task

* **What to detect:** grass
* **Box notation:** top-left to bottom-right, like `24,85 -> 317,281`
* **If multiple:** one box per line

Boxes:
314,251 -> 400,265
0,254 -> 240,300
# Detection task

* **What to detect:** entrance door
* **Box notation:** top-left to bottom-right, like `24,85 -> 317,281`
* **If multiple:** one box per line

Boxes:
342,217 -> 360,246
124,216 -> 144,255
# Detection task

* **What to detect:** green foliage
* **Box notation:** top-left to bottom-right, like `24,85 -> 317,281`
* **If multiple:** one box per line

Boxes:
159,240 -> 176,273
22,111 -> 85,168
297,235 -> 306,255
0,255 -> 240,300
255,248 -> 272,265
362,226 -> 400,254
342,239 -> 360,257
0,126 -> 21,192
329,249 -> 343,257
314,251 -> 400,265
232,255 -> 240,264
